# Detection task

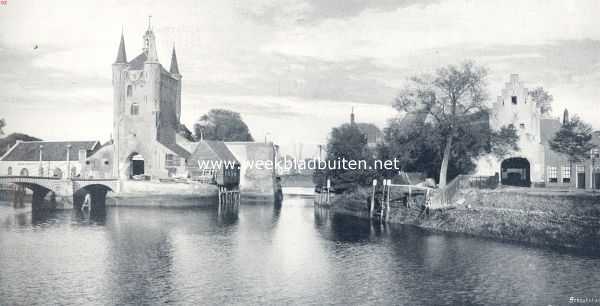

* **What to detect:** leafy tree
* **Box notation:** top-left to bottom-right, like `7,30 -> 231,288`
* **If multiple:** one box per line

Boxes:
528,87 -> 553,115
549,115 -> 596,163
177,124 -> 194,141
490,124 -> 520,160
381,112 -> 518,183
193,109 -> 254,142
314,123 -> 376,192
394,61 -> 488,187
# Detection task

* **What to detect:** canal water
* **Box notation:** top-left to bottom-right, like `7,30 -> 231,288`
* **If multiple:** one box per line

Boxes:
1,196 -> 599,305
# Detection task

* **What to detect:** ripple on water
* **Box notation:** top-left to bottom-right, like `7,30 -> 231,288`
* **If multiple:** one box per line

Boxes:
0,201 -> 599,305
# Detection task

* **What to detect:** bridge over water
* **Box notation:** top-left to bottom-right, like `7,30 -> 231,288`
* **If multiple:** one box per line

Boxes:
0,176 -> 118,211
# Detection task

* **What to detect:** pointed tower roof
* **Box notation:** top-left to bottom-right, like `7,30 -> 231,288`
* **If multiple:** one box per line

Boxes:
115,32 -> 127,64
170,45 -> 180,75
143,16 -> 158,62
350,107 -> 356,125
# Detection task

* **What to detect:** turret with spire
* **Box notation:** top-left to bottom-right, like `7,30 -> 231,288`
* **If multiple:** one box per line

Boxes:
170,45 -> 180,76
115,31 -> 127,64
143,15 -> 158,63
563,108 -> 569,125
350,107 -> 355,125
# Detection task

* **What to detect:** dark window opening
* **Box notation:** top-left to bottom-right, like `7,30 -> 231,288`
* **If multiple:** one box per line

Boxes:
131,103 -> 139,116
127,85 -> 133,97
511,96 -> 518,105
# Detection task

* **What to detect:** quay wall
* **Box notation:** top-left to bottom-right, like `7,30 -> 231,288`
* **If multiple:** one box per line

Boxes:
332,187 -> 600,251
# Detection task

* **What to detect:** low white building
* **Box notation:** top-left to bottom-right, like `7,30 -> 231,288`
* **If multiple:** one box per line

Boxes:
0,140 -> 100,178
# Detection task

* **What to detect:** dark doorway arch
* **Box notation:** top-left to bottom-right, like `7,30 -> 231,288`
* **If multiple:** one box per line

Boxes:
20,168 -> 29,176
128,153 -> 145,178
501,157 -> 531,187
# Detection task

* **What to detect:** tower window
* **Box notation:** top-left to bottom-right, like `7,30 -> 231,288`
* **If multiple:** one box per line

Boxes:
131,103 -> 139,115
127,85 -> 133,97
511,96 -> 518,105
520,123 -> 525,129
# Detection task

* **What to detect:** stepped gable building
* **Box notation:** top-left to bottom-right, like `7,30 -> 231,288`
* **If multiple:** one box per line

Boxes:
476,74 -> 600,190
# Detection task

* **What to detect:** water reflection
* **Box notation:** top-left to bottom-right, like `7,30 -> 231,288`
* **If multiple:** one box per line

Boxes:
0,198 -> 599,305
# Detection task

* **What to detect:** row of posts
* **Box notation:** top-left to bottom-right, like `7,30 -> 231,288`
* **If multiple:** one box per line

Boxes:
315,178 -> 331,206
218,185 -> 240,214
370,179 -> 393,223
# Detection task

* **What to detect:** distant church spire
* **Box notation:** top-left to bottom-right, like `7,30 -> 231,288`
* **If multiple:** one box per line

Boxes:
114,31 -> 127,64
143,15 -> 158,62
170,45 -> 180,75
350,107 -> 356,125
563,108 -> 569,125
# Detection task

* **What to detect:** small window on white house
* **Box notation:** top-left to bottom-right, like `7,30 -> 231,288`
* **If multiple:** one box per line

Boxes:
127,85 -> 133,97
548,166 -> 558,183
7,166 -> 12,175
520,123 -> 525,129
511,96 -> 518,104
592,149 -> 600,159
131,103 -> 139,115
78,149 -> 86,161
562,166 -> 570,183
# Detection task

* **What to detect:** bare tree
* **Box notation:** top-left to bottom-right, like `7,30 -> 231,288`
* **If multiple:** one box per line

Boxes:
394,61 -> 488,187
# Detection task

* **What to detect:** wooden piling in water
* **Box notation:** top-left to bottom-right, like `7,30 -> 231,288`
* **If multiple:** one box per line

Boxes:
370,179 -> 376,219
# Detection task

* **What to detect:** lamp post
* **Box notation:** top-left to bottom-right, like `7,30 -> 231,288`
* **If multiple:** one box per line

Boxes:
66,144 -> 71,179
39,144 -> 43,177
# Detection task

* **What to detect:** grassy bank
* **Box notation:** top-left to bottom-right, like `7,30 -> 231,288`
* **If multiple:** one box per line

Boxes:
331,187 -> 600,251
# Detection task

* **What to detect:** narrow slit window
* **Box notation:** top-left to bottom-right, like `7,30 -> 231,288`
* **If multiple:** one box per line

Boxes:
131,103 -> 139,115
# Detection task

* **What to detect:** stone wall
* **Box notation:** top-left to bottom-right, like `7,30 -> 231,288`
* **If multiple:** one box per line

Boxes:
226,142 -> 276,196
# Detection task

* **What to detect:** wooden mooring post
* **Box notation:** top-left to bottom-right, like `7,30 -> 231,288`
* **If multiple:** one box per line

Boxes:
386,179 -> 391,222
370,179 -> 377,219
218,185 -> 240,214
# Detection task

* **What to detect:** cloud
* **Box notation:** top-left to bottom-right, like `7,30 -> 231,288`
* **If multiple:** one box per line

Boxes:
239,0 -> 439,25
1,0 -> 600,145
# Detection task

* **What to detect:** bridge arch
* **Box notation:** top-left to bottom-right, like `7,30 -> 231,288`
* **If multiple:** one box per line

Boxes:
9,181 -> 55,209
72,183 -> 114,212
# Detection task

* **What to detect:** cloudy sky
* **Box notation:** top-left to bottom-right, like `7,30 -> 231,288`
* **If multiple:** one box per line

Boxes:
1,0 -> 600,157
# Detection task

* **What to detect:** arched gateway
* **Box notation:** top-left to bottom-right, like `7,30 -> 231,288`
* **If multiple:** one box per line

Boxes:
501,157 -> 531,187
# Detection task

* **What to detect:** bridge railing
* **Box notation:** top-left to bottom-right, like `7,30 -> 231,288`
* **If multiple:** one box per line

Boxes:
0,176 -> 61,180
